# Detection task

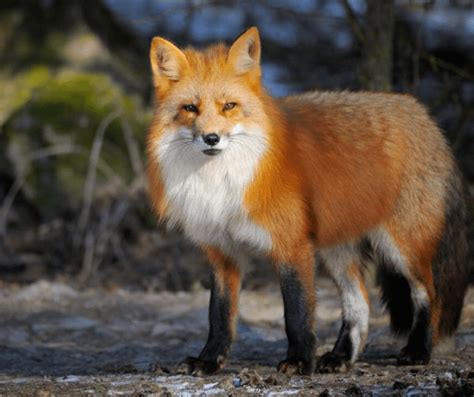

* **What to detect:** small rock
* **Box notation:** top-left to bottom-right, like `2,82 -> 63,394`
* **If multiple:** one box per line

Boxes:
345,384 -> 363,396
436,377 -> 474,397
236,368 -> 263,387
264,373 -> 285,386
35,390 -> 53,397
319,389 -> 333,397
393,380 -> 409,390
440,371 -> 454,380
148,363 -> 169,375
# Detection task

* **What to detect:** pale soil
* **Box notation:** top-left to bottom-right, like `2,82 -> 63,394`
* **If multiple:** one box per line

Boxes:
0,278 -> 472,396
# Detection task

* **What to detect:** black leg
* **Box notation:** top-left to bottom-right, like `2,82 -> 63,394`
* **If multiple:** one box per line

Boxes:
180,255 -> 240,375
316,320 -> 354,373
332,320 -> 353,358
278,267 -> 316,375
199,274 -> 233,360
398,306 -> 432,365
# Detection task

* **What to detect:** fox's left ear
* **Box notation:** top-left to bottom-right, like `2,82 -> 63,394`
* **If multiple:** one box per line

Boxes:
227,27 -> 261,79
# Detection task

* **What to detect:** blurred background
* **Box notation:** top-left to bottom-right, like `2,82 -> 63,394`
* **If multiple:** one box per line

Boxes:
0,0 -> 473,291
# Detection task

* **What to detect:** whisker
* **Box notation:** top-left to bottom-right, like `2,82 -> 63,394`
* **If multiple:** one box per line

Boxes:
166,141 -> 194,154
170,137 -> 194,143
229,133 -> 247,138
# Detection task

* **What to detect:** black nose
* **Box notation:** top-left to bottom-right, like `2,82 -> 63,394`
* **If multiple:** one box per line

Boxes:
203,133 -> 220,146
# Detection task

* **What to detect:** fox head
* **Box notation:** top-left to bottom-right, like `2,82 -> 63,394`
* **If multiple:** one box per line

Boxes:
149,27 -> 271,158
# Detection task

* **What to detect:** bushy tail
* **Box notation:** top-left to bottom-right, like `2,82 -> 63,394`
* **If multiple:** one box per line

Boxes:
433,167 -> 468,336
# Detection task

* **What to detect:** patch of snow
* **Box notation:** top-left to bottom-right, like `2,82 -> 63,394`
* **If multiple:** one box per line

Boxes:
57,375 -> 82,383
110,379 -> 135,386
203,388 -> 224,395
203,382 -> 218,389
152,375 -> 227,395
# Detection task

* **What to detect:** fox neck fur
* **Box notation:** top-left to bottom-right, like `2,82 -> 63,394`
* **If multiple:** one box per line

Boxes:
155,119 -> 277,257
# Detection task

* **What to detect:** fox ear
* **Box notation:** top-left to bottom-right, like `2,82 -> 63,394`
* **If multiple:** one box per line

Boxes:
150,37 -> 189,89
227,27 -> 261,78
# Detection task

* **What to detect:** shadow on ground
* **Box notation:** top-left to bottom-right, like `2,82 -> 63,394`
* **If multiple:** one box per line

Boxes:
0,279 -> 472,395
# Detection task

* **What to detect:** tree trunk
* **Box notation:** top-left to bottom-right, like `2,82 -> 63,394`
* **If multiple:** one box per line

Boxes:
358,0 -> 395,91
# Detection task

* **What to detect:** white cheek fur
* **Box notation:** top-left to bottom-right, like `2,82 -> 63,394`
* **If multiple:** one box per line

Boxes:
154,124 -> 273,257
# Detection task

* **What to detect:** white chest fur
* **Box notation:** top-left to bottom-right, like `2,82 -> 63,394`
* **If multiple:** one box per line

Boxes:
155,126 -> 272,257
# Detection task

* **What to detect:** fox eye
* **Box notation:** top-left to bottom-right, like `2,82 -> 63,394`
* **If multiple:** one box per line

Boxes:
183,104 -> 198,113
223,102 -> 237,111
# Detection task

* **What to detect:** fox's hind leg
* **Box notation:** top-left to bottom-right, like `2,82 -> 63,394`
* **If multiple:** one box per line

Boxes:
374,162 -> 467,365
316,244 -> 370,373
372,228 -> 438,365
180,247 -> 241,375
396,283 -> 433,365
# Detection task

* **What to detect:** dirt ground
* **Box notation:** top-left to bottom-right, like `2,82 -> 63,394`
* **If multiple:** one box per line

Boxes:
0,278 -> 472,396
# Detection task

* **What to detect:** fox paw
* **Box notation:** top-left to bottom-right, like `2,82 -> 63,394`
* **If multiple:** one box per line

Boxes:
316,352 -> 350,373
277,359 -> 313,375
176,356 -> 223,376
397,347 -> 430,366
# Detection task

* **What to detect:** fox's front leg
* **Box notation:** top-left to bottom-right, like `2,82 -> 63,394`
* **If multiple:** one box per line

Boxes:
181,248 -> 241,375
277,246 -> 316,375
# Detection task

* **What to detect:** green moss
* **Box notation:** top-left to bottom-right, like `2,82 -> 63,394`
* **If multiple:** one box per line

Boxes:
0,66 -> 51,125
3,68 -> 150,218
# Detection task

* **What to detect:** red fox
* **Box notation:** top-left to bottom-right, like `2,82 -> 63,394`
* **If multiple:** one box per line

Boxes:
146,27 -> 468,375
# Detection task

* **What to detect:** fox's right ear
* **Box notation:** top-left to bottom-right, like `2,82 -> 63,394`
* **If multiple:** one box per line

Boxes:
150,37 -> 189,90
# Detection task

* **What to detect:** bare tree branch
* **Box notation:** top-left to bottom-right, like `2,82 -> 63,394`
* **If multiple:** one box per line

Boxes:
77,110 -> 121,237
121,117 -> 145,178
0,144 -> 83,237
339,0 -> 365,44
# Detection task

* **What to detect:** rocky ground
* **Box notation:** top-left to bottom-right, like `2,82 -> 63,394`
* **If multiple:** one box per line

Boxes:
0,278 -> 472,396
